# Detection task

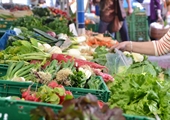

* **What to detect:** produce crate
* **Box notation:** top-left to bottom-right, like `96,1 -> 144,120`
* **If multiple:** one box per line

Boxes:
0,98 -> 62,120
0,100 -> 156,120
0,64 -> 110,102
65,76 -> 110,102
0,64 -> 8,77
0,20 -> 13,30
0,79 -> 152,120
133,30 -> 149,41
116,12 -> 149,41
86,23 -> 99,32
0,76 -> 110,102
124,114 -> 155,120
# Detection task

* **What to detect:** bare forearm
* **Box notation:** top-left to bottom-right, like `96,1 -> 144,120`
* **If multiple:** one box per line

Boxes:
125,41 -> 155,55
126,0 -> 132,8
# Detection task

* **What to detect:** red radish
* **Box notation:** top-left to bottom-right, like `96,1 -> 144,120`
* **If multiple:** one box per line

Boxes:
25,95 -> 34,101
48,81 -> 58,89
65,90 -> 72,96
98,100 -> 104,108
32,94 -> 40,102
56,85 -> 66,104
57,85 -> 65,90
22,86 -> 31,98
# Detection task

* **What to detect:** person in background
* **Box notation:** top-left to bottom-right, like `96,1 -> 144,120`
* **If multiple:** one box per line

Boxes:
38,0 -> 47,7
142,0 -> 163,40
110,0 -> 170,57
93,0 -> 133,41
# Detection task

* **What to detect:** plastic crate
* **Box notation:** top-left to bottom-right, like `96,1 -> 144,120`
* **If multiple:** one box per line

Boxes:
133,30 -> 149,41
0,98 -> 62,120
0,64 -> 8,77
0,20 -> 13,30
124,114 -> 155,120
65,76 -> 110,102
0,76 -> 110,102
86,23 -> 99,32
0,100 -> 156,120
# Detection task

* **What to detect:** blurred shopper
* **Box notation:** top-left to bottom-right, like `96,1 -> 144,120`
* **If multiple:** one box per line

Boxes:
110,0 -> 170,56
142,0 -> 163,40
93,0 -> 133,41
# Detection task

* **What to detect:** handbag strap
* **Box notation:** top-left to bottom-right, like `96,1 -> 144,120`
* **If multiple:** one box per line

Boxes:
114,0 -> 118,15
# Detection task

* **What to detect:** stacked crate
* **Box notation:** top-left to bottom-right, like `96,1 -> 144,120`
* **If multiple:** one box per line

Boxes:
116,11 -> 149,41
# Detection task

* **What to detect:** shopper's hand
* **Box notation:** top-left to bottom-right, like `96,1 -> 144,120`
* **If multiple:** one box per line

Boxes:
127,7 -> 133,15
157,15 -> 163,23
109,41 -> 129,52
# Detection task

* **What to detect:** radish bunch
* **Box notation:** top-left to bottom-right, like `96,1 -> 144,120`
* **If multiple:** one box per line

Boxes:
21,81 -> 73,104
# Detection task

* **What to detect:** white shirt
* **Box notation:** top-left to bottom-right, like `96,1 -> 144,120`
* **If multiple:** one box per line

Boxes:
142,0 -> 151,16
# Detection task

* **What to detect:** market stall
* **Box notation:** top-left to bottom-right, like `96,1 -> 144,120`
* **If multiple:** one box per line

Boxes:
0,1 -> 170,120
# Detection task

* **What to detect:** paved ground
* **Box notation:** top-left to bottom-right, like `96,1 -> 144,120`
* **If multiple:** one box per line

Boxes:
148,54 -> 170,69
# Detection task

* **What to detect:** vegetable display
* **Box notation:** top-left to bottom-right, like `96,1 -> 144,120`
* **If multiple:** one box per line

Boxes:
2,6 -> 170,119
31,94 -> 126,120
21,81 -> 73,104
0,59 -> 104,90
109,74 -> 170,120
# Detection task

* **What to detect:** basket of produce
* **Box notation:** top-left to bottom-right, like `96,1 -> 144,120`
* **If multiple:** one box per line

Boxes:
0,58 -> 110,102
0,80 -> 73,120
0,98 -> 62,120
150,22 -> 170,39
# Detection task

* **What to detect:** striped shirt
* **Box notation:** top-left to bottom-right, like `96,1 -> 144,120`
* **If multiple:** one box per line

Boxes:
152,29 -> 170,56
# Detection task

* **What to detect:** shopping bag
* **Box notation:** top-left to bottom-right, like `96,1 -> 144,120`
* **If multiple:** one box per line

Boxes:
108,15 -> 123,32
105,48 -> 132,75
0,30 -> 16,50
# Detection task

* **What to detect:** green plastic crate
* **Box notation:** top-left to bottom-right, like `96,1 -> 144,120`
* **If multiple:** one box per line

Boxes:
0,98 -> 62,120
124,114 -> 155,120
0,76 -> 110,102
0,64 -> 8,77
0,99 -> 155,120
0,63 -> 110,102
65,76 -> 110,102
132,30 -> 149,41
0,20 -> 13,30
86,23 -> 99,32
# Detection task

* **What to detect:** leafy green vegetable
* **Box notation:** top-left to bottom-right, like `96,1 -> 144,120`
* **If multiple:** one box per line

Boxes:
125,61 -> 159,77
31,94 -> 126,120
109,74 -> 170,119
91,46 -> 108,66
47,17 -> 73,36
36,85 -> 60,104
87,76 -> 103,90
69,71 -> 87,88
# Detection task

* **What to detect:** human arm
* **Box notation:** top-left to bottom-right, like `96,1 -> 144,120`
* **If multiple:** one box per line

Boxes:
155,0 -> 163,20
126,0 -> 133,15
110,41 -> 155,56
110,29 -> 170,56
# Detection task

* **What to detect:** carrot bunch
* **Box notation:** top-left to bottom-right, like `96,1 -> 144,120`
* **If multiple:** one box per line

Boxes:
86,35 -> 118,48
